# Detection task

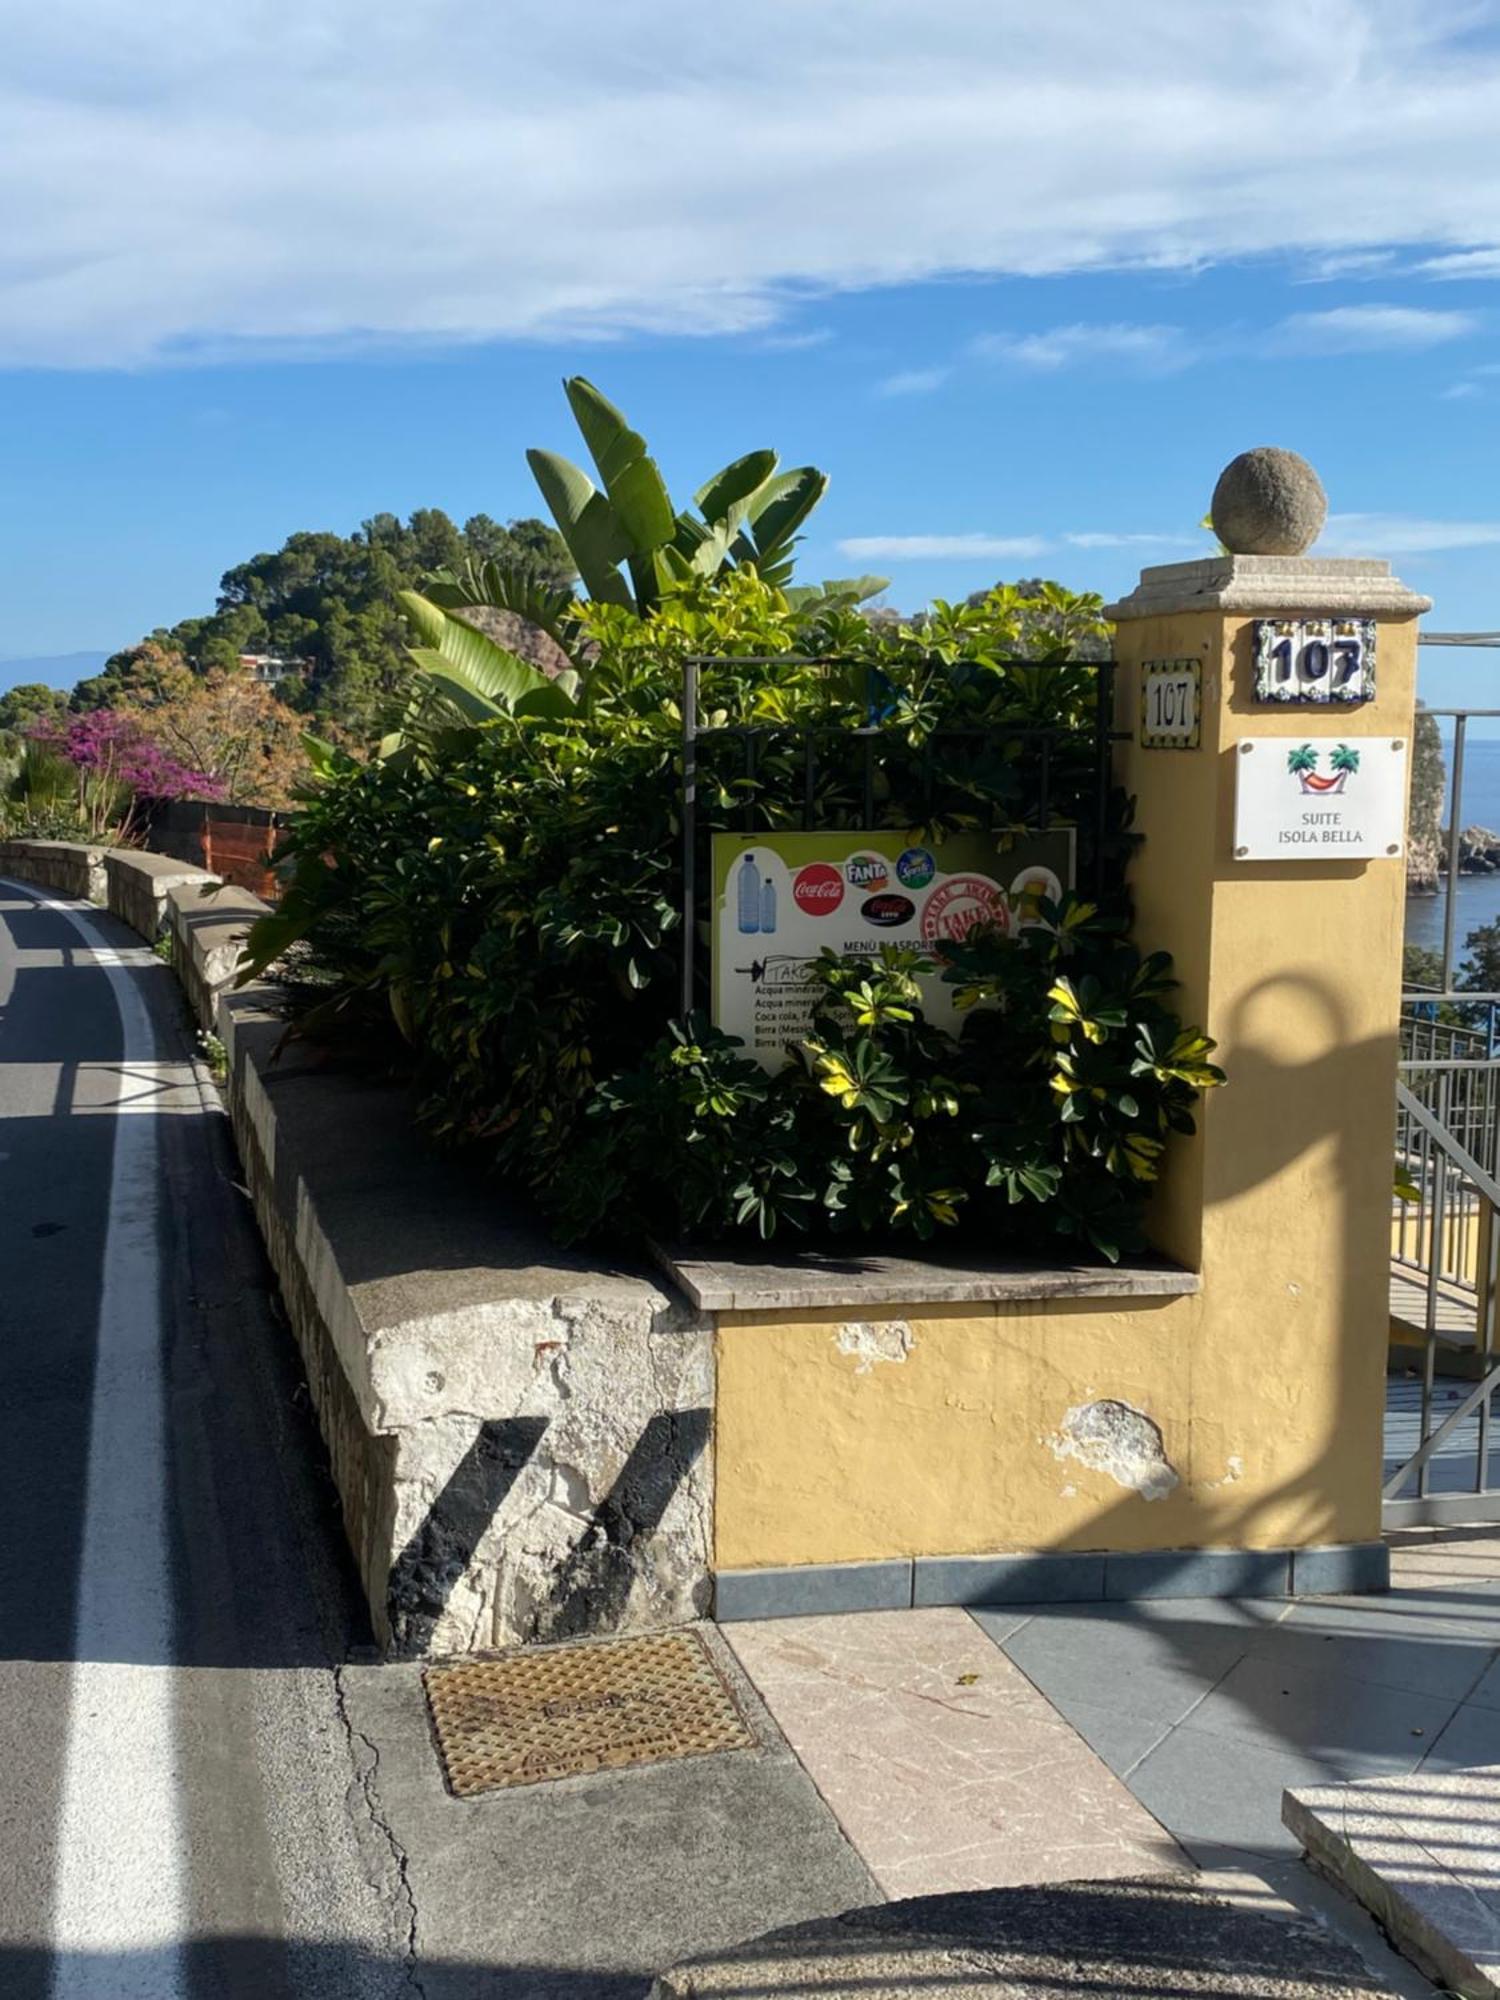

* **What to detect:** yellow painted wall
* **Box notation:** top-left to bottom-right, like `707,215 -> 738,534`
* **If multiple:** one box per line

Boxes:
714,595 -> 1420,1570
717,1288 -> 1363,1567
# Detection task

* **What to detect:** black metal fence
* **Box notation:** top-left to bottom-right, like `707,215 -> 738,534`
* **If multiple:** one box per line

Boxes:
677,654 -> 1124,1016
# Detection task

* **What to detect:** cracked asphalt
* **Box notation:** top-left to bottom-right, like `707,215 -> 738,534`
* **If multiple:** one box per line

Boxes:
0,881 -> 415,1996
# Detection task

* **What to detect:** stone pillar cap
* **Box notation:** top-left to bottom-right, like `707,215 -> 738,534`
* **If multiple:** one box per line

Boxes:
1105,555 -> 1431,622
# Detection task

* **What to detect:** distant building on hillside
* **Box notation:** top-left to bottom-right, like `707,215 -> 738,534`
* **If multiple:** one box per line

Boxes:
239,653 -> 309,687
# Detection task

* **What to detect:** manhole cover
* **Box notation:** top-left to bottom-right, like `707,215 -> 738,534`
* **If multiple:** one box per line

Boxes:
423,1628 -> 755,1796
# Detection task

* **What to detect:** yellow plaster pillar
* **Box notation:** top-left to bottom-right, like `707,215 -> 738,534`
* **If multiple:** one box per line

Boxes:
711,532 -> 1435,1581
1106,551 -> 1429,1545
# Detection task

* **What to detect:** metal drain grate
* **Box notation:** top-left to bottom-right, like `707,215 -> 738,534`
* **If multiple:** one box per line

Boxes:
423,1628 -> 755,1796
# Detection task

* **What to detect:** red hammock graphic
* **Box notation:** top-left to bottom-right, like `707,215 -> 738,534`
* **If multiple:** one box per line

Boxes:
1297,771 -> 1347,794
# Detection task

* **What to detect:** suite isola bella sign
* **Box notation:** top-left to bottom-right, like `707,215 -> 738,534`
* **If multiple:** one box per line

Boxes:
1232,737 -> 1408,862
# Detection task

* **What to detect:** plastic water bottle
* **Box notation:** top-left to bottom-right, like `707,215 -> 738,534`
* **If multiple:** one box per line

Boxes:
737,854 -> 761,934
760,875 -> 777,935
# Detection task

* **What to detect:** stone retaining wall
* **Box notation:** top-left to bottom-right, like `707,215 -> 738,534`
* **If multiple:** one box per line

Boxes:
167,880 -> 272,1027
0,839 -> 715,1656
105,847 -> 223,943
0,837 -> 107,903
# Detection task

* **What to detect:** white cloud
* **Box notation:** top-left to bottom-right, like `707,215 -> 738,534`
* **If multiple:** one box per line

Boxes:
876,367 -> 950,397
1271,305 -> 1478,354
1416,247 -> 1500,279
1063,531 -> 1205,549
1316,513 -> 1500,555
8,2 -> 1500,367
838,528 -> 1208,560
1297,249 -> 1398,282
757,327 -> 835,352
973,323 -> 1192,372
1441,380 -> 1482,399
839,534 -> 1051,562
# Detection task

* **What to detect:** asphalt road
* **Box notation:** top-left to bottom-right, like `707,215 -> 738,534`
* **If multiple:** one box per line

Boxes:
0,879 -> 413,1998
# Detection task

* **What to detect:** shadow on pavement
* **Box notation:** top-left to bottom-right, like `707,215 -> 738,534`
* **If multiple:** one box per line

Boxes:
0,1874 -> 1391,2000
0,1940 -> 656,2000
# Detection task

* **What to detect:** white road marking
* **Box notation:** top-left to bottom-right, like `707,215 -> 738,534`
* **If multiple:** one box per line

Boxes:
27,892 -> 194,1999
0,1062 -> 205,1117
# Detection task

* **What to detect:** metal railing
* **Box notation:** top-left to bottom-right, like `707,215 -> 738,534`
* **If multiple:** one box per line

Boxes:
1385,1077 -> 1500,1522
1398,1016 -> 1500,1181
1386,679 -> 1500,1520
1419,702 -> 1500,986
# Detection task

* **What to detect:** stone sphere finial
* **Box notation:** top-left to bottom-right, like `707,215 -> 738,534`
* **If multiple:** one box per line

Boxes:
1209,447 -> 1327,556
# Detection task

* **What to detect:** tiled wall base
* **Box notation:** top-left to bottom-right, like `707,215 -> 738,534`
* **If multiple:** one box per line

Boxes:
714,1540 -> 1389,1621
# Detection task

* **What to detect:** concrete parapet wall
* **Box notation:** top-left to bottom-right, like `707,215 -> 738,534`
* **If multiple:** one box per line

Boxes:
214,987 -> 715,1654
104,847 -> 221,942
166,879 -> 268,1026
1,837 -> 714,1656
0,837 -> 109,903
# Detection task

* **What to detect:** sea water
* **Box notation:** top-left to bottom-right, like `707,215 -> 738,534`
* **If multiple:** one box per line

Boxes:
1405,735 -> 1500,957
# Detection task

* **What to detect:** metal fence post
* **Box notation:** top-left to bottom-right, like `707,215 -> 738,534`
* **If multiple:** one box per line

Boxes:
681,658 -> 699,1023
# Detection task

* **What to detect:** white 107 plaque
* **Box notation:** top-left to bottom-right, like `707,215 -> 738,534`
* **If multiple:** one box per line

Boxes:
1233,737 -> 1408,861
1140,659 -> 1201,748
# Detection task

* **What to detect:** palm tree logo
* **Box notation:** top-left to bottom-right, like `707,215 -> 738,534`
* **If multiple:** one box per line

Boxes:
1286,743 -> 1360,795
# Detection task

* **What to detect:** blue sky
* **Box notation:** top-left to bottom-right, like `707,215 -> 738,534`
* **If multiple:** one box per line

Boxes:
2,0 -> 1499,724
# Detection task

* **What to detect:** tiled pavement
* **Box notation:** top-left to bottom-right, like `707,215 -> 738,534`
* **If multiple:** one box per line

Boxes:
719,1530 -> 1500,1997
983,1528 -> 1500,1865
723,1608 -> 1183,1898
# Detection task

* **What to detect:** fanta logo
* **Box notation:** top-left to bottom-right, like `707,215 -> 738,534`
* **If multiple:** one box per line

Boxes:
846,854 -> 889,891
792,863 -> 844,916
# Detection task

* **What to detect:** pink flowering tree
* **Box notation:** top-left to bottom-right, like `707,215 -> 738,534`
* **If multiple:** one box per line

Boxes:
27,711 -> 224,841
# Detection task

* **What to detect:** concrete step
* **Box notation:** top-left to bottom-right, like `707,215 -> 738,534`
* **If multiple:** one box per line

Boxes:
1285,1767 -> 1500,1996
651,1876 -> 1395,1996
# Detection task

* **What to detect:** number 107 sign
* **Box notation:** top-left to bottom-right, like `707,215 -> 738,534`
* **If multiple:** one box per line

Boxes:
1140,659 -> 1201,748
1254,618 -> 1375,705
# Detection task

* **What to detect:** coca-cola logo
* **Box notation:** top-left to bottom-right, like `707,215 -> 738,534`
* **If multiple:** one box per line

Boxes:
792,863 -> 845,916
861,892 -> 916,929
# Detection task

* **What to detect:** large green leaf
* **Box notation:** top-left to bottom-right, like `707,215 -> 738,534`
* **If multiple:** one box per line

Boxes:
300,732 -> 344,777
666,511 -> 736,580
398,592 -> 569,714
657,544 -> 699,587
405,648 -> 577,725
396,589 -> 449,651
563,376 -> 636,478
693,449 -> 778,531
784,575 -> 890,609
525,449 -> 633,607
746,465 -> 829,563
563,378 -> 675,554
688,523 -> 735,577
425,559 -> 581,651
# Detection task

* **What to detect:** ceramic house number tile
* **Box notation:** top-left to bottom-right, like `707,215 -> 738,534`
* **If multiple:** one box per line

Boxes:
1140,659 -> 1201,748
1253,617 -> 1375,705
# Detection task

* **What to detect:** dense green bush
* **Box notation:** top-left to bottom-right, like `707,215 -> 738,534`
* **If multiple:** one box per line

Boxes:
249,571 -> 1222,1260
555,928 -> 1221,1254
0,738 -> 88,840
